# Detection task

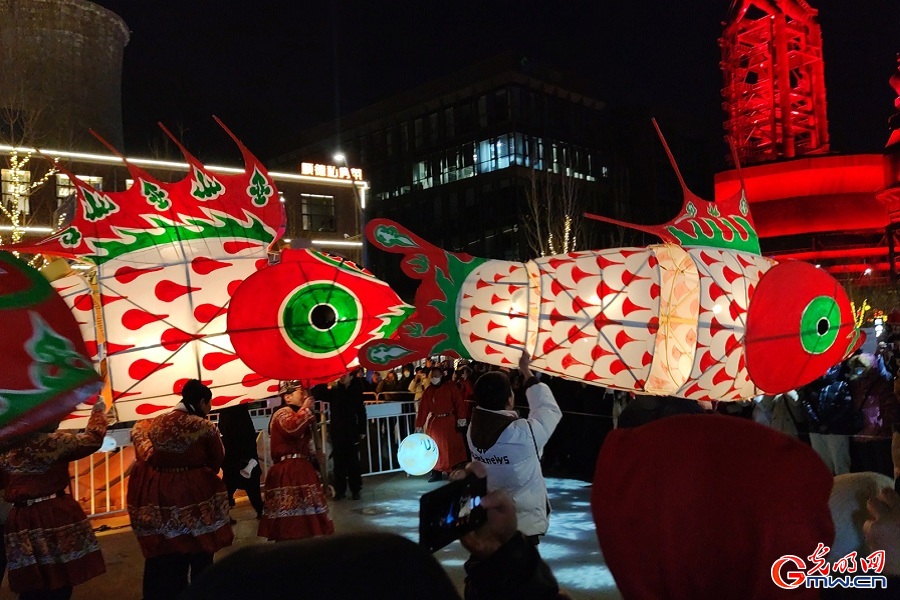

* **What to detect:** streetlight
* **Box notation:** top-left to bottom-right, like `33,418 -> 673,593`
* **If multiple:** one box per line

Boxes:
334,151 -> 366,266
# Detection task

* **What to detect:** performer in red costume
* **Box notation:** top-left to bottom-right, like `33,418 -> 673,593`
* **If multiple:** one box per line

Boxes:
416,367 -> 469,481
258,380 -> 334,541
0,399 -> 107,599
130,380 -> 233,600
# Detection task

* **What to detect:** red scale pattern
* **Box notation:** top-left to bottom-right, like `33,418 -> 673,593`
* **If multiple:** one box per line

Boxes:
676,248 -> 772,401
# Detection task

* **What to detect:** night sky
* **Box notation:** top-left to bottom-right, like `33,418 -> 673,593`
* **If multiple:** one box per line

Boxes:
93,0 -> 898,165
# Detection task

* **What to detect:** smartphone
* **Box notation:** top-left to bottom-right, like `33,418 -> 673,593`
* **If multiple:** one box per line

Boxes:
419,473 -> 487,553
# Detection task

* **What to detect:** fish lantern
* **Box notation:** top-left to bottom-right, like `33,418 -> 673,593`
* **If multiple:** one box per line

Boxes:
227,248 -> 412,385
1,119 -> 284,420
397,433 -> 440,476
357,127 -> 863,401
0,251 -> 102,441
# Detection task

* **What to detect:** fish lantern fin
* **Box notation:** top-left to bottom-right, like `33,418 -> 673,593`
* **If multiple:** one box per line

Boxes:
358,219 -> 487,371
585,119 -> 761,255
0,120 -> 284,264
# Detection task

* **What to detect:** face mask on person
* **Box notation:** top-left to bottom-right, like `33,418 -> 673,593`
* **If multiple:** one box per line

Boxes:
403,371 -> 410,377
431,376 -> 442,385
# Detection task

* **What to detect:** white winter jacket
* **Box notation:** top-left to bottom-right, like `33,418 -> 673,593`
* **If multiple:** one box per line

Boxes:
466,382 -> 562,536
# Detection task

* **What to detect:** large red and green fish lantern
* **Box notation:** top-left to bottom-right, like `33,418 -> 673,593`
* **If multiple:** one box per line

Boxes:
227,248 -> 412,385
0,252 -> 102,441
357,221 -> 861,400
356,128 -> 863,400
3,120 -> 284,420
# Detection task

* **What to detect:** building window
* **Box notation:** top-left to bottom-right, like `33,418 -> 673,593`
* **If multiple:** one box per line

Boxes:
444,107 -> 455,139
459,102 -> 475,133
439,144 -> 476,184
478,95 -> 489,128
413,160 -> 433,190
2,169 -> 31,215
476,136 -> 514,173
414,118 -> 424,149
429,112 -> 439,144
301,193 -> 336,232
495,89 -> 510,122
56,174 -> 103,207
509,87 -> 522,120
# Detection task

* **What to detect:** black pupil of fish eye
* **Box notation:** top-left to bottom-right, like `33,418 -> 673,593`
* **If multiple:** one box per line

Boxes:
817,318 -> 829,336
311,304 -> 337,330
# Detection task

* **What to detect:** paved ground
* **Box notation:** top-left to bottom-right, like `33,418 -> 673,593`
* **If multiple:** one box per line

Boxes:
0,473 -> 621,599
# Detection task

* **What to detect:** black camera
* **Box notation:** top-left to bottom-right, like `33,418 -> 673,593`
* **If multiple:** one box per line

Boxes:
419,473 -> 487,553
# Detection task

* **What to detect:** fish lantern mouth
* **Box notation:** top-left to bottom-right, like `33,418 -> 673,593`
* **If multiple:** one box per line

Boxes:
744,261 -> 863,395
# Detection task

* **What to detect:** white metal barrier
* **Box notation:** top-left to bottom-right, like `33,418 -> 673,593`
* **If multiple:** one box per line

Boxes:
70,394 -> 420,517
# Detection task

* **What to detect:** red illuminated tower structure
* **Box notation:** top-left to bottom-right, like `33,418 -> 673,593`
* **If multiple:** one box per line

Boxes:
715,2 -> 896,291
720,0 -> 829,164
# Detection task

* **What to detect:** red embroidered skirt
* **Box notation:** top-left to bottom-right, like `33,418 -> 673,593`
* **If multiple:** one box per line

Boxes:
4,496 -> 105,593
128,465 -> 234,558
258,457 -> 334,541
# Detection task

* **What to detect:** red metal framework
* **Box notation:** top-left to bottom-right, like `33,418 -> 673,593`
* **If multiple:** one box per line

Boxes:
720,0 -> 830,164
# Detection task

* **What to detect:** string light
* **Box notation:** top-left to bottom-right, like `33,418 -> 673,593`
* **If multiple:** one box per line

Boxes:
1,150 -> 58,246
851,298 -> 871,329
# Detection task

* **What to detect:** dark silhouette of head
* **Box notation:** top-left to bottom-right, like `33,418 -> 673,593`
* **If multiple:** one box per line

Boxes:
473,371 -> 512,411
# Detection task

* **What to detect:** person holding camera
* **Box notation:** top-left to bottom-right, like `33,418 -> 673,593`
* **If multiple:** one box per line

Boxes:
183,461 -> 563,600
258,380 -> 334,541
466,352 -> 561,544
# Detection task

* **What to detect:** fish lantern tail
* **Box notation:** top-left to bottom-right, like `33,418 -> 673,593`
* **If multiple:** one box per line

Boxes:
358,220 -> 491,371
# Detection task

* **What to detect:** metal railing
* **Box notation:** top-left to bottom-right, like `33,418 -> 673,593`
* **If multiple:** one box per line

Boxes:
69,391 -> 421,517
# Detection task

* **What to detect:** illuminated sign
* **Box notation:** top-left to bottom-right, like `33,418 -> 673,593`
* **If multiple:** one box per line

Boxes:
300,163 -> 364,181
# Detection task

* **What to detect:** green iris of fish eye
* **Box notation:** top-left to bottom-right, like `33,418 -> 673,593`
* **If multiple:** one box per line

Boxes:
283,283 -> 359,353
800,295 -> 840,355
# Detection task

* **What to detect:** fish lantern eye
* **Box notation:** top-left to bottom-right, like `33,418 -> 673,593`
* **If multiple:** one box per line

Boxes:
799,296 -> 840,355
283,282 -> 360,354
745,261 -> 862,394
310,304 -> 337,330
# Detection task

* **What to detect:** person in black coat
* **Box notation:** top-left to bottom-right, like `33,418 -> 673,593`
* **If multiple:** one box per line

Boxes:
217,404 -> 264,519
316,371 -> 368,500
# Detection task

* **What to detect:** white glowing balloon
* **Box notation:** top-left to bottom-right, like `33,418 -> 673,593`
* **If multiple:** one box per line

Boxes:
397,433 -> 439,476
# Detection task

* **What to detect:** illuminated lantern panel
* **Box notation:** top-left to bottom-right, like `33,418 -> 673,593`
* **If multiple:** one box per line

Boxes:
1,121 -> 284,421
50,272 -> 101,429
99,240 -> 276,421
457,244 -> 773,400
